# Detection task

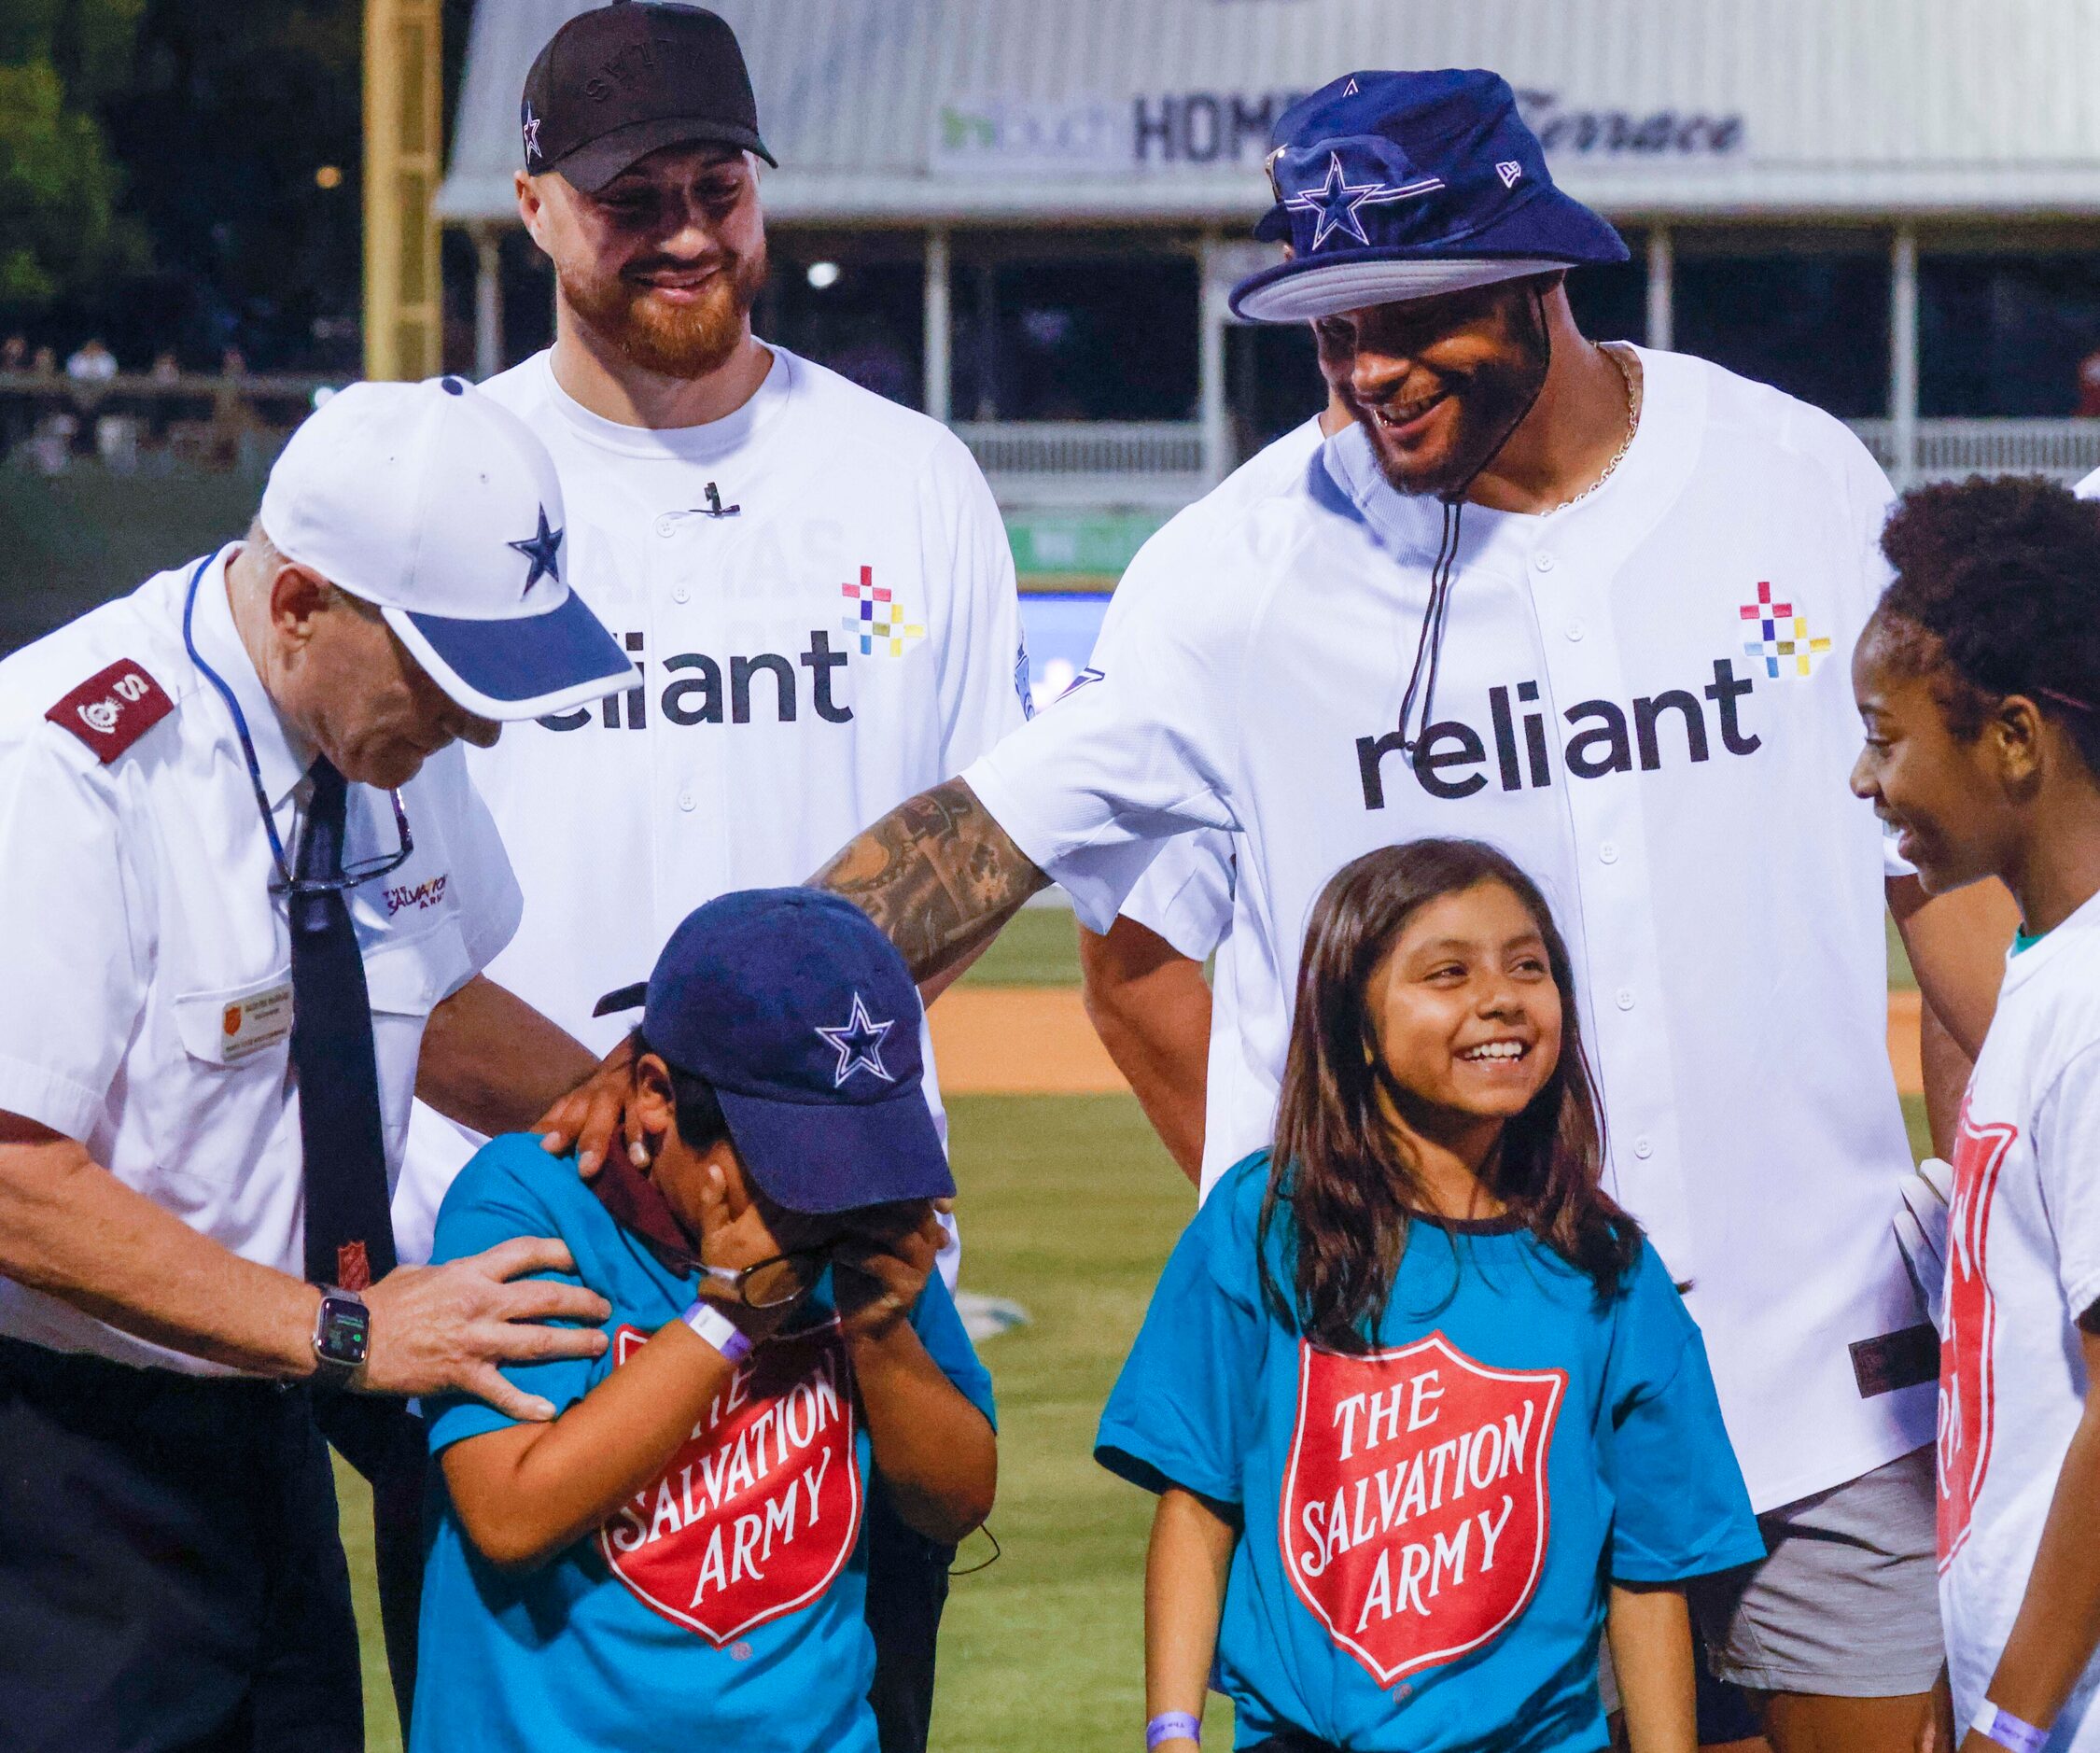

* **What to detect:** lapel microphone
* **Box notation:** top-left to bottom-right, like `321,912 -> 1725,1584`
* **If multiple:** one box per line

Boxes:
698,482 -> 740,518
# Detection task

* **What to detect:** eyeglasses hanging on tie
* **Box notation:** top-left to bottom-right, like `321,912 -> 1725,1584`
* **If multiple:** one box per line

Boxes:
275,784 -> 414,898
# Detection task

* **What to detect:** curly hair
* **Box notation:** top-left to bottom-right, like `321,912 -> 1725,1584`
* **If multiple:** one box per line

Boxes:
1876,475 -> 2100,774
1258,838 -> 1641,1353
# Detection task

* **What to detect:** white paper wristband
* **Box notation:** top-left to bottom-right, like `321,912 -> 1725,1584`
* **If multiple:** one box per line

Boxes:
1972,1701 -> 2050,1753
679,1297 -> 753,1366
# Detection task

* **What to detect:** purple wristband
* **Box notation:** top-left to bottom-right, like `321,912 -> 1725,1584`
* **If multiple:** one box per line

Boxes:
1145,1712 -> 1200,1749
1972,1702 -> 2050,1753
680,1297 -> 753,1365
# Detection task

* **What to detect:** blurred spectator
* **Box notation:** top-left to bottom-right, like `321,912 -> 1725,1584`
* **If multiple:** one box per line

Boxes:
94,413 -> 141,472
150,351 -> 181,384
219,345 -> 247,377
28,346 -> 56,378
26,411 -> 77,474
2079,347 -> 2100,417
64,340 -> 118,383
1,336 -> 24,374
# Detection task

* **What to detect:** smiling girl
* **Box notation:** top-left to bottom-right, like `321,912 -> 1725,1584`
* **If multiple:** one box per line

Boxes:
1096,839 -> 1762,1753
1849,477 -> 2100,1753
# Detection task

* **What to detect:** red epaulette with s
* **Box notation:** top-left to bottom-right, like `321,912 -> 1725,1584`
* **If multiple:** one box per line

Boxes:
46,660 -> 175,764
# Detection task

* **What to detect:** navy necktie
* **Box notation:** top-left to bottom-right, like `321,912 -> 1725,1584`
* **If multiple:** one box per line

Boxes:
291,757 -> 397,1291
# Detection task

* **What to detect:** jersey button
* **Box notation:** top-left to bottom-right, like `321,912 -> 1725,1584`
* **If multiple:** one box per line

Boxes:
1598,840 -> 1619,864
1616,988 -> 1636,1011
1565,621 -> 1585,641
1632,1136 -> 1655,1159
678,790 -> 696,812
672,585 -> 692,605
1533,551 -> 1556,573
654,515 -> 677,538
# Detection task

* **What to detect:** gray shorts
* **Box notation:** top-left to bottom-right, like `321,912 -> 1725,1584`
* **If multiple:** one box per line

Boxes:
1689,1445 -> 1943,1698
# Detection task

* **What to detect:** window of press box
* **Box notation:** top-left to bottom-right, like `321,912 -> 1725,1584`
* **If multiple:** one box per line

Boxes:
1672,245 -> 1892,420
763,253 -> 926,410
1226,323 -> 1323,460
1563,239 -> 1648,345
951,255 -> 1200,422
1919,253 -> 2100,417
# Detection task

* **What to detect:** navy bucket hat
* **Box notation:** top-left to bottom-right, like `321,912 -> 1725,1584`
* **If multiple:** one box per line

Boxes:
596,889 -> 953,1215
1231,69 -> 1628,324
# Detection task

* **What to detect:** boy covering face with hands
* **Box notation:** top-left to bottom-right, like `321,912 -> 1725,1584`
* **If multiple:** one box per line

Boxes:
412,889 -> 996,1753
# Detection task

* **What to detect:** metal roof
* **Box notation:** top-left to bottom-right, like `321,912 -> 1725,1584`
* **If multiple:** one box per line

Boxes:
437,0 -> 2100,226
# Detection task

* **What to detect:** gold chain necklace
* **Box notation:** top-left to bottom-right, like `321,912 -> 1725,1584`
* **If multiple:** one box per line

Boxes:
1547,341 -> 1643,516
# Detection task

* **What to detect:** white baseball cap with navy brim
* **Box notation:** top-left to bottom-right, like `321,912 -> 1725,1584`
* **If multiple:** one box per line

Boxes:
1231,69 -> 1630,324
258,375 -> 636,721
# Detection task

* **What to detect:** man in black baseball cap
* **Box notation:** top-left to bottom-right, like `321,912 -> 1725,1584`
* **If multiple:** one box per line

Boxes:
490,21 -> 1016,1753
520,1 -> 775,195
511,2 -> 776,395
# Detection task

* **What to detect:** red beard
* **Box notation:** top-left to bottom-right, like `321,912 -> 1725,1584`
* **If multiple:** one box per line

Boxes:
563,242 -> 769,380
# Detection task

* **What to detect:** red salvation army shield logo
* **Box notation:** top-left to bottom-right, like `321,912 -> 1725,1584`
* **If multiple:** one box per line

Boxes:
1280,1332 -> 1564,1684
597,1319 -> 862,1645
1938,1110 -> 2018,1571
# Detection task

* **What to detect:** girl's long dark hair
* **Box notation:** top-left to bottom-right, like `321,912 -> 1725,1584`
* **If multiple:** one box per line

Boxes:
1258,838 -> 1640,1352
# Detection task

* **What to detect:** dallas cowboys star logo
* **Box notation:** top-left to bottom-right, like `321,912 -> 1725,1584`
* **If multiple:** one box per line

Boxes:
522,105 -> 542,162
1285,151 -> 1447,251
508,506 -> 563,595
815,993 -> 896,1087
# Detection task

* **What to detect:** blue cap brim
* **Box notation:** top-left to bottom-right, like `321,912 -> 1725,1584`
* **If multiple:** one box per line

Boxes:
716,1083 -> 956,1216
1235,186 -> 1628,322
384,590 -> 637,722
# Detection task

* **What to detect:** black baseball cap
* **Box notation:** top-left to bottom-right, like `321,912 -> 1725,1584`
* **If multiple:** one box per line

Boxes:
521,2 -> 776,193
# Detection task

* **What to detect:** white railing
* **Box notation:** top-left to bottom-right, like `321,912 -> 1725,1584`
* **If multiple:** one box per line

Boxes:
1848,418 -> 2100,485
957,420 -> 1207,477
959,415 -> 2100,510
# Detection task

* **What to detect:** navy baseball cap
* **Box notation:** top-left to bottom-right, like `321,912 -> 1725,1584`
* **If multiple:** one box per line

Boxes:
1231,69 -> 1628,324
597,889 -> 952,1215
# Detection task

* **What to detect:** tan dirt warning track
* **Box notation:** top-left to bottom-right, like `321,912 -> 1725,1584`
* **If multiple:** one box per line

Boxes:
932,986 -> 1930,1099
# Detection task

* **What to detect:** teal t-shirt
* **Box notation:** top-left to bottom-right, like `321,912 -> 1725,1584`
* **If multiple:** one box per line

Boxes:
412,1134 -> 996,1753
1096,1153 -> 1763,1753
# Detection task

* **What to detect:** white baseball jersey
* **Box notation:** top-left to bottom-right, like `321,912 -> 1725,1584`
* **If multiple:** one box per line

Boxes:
1939,899 -> 2100,1746
398,344 -> 1027,1262
1117,416 -> 1326,1199
966,346 -> 1926,1510
0,551 -> 519,1372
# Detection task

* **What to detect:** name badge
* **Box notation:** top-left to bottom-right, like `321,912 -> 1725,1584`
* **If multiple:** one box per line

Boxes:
217,980 -> 293,1063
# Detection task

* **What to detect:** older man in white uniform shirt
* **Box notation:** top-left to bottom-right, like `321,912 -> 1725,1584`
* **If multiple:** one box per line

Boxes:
0,378 -> 631,1750
805,72 -> 2013,1753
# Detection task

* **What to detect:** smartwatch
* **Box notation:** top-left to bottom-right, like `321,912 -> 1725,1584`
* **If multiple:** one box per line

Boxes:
312,1289 -> 371,1390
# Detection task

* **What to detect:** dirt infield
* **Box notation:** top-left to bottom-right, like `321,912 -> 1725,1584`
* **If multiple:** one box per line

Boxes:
932,986 -> 1931,1099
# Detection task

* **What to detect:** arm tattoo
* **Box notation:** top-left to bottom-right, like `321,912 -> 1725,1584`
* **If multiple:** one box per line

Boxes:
811,778 -> 1049,981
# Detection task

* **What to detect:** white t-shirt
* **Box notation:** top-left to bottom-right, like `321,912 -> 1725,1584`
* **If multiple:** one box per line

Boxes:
398,345 -> 1027,1263
0,552 -> 519,1372
1117,416 -> 1326,1199
1939,898 -> 2100,1746
965,347 -> 1925,1510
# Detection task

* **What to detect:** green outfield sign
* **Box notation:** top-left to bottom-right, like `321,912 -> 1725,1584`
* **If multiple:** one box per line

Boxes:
1003,510 -> 1167,582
